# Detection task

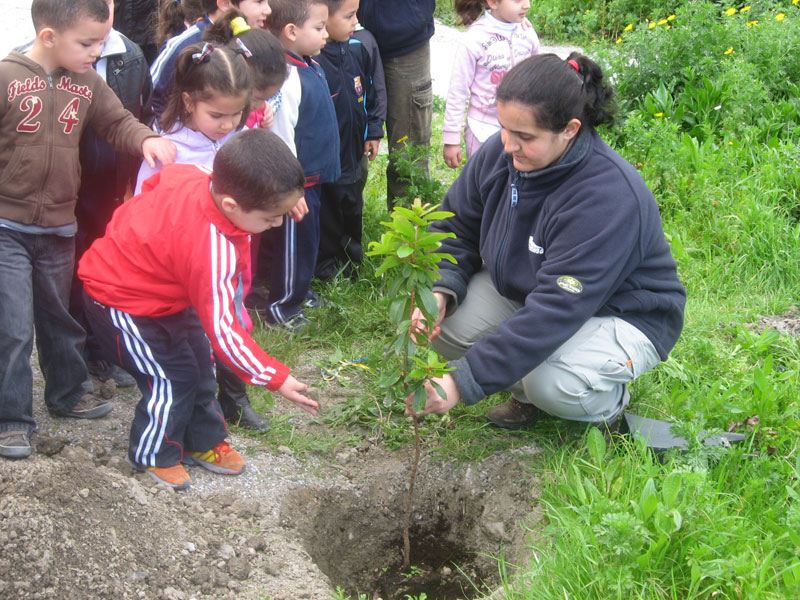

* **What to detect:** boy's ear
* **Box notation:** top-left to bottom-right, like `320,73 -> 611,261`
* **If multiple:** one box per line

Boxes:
219,195 -> 240,214
37,27 -> 58,49
283,23 -> 297,43
216,0 -> 233,11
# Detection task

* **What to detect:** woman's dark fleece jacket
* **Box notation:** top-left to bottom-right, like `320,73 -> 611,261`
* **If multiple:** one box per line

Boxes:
432,128 -> 686,405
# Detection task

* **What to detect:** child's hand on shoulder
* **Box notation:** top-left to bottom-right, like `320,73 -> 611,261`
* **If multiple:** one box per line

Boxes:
278,375 -> 319,415
363,139 -> 380,161
443,144 -> 462,169
142,136 -> 177,168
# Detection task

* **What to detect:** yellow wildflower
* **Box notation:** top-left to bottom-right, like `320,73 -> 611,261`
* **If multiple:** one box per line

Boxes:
746,20 -> 758,26
654,112 -> 664,118
615,38 -> 622,44
668,14 -> 676,21
658,18 -> 668,25
775,12 -> 786,21
666,25 -> 672,30
740,5 -> 751,12
648,21 -> 656,29
724,47 -> 734,55
624,23 -> 633,31
396,135 -> 408,144
794,0 -> 799,6
723,7 -> 736,16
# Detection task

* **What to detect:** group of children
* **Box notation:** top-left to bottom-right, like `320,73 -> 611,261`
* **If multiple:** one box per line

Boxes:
0,0 -> 541,490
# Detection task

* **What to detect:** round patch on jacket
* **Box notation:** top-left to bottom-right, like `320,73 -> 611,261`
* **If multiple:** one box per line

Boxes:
557,276 -> 583,294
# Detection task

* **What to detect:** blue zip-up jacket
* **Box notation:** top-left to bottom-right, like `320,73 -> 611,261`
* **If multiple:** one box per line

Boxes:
432,128 -> 686,405
318,37 -> 383,184
149,16 -> 211,123
287,51 -> 340,186
357,0 -> 435,59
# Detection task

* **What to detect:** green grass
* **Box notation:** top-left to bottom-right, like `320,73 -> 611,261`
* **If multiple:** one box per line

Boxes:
244,3 -> 800,597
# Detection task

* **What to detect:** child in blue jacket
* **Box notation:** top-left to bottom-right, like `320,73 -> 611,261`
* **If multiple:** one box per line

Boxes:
315,0 -> 383,280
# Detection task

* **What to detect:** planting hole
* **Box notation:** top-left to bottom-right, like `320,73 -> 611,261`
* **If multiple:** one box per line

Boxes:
280,449 -> 541,599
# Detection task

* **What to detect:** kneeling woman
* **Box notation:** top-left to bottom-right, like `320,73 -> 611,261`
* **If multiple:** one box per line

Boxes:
409,53 -> 686,428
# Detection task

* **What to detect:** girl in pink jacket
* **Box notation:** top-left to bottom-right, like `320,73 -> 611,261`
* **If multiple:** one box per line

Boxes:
443,0 -> 539,168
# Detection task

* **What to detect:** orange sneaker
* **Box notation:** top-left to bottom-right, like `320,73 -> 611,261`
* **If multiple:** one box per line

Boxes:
126,457 -> 191,490
185,441 -> 245,475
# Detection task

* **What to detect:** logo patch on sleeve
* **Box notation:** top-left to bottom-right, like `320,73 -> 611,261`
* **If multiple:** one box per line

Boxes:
557,276 -> 583,294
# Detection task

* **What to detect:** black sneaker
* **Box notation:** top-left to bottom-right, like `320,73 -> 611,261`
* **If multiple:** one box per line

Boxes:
276,311 -> 312,332
303,289 -> 326,309
244,290 -> 271,316
60,394 -> 114,419
0,430 -> 32,459
88,359 -> 136,388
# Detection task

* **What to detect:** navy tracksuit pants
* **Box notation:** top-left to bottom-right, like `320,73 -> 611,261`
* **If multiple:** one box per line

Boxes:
264,183 -> 321,324
82,292 -> 228,468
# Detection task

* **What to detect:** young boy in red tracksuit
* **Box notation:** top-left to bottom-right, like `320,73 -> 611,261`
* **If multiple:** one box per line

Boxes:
78,129 -> 318,490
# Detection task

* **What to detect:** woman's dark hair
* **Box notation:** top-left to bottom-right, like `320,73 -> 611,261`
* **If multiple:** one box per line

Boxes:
213,129 -> 304,211
496,52 -> 617,132
204,9 -> 287,91
159,43 -> 253,134
454,0 -> 487,26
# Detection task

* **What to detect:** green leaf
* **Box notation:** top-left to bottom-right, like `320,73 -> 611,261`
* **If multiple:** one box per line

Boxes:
586,427 -> 606,465
431,380 -> 447,401
640,478 -> 658,520
671,509 -> 683,532
396,245 -> 414,258
417,287 -> 440,321
662,472 -> 682,509
389,297 -> 408,325
412,385 -> 427,414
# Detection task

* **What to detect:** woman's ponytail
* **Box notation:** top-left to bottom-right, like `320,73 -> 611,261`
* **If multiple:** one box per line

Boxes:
497,53 -> 617,132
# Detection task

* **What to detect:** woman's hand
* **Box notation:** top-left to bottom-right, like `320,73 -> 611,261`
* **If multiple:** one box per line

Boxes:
443,144 -> 463,169
277,375 -> 318,415
405,375 -> 460,415
410,291 -> 447,343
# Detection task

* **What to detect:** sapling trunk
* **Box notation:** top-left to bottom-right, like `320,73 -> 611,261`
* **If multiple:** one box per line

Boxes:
366,199 -> 456,572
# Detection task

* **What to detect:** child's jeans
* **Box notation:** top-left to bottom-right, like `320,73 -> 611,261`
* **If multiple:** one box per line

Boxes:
82,293 -> 228,468
0,228 -> 93,435
265,184 -> 321,324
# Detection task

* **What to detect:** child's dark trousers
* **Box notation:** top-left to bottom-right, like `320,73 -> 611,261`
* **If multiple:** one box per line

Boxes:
82,292 -> 228,468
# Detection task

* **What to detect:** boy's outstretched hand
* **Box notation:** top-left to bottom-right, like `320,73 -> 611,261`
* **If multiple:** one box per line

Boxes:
142,136 -> 177,168
278,375 -> 319,415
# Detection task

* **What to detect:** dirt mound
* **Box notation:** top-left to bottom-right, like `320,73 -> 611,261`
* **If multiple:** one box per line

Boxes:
0,367 -> 543,600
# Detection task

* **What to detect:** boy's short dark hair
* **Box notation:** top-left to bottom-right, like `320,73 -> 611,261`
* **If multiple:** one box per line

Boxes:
212,129 -> 304,211
265,0 -> 326,35
31,0 -> 109,32
322,0 -> 346,13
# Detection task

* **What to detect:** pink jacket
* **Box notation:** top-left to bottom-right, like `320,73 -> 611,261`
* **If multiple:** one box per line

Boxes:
442,12 -> 539,146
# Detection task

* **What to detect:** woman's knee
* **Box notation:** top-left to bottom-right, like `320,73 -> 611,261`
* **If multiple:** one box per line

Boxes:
522,362 -> 624,422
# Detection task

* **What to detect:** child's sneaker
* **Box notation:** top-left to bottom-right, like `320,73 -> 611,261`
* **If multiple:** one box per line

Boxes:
126,457 -> 192,490
185,441 -> 246,475
59,394 -> 114,419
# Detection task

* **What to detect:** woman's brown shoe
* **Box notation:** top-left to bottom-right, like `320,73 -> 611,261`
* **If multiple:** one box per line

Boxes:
486,398 -> 541,430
